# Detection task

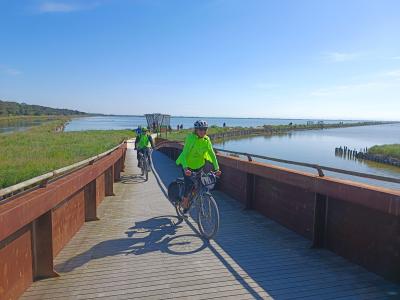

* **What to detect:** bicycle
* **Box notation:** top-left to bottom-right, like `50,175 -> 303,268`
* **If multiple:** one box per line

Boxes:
168,171 -> 220,239
138,148 -> 152,181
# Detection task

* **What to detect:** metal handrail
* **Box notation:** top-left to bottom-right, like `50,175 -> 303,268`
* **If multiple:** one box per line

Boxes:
213,147 -> 400,184
0,141 -> 127,199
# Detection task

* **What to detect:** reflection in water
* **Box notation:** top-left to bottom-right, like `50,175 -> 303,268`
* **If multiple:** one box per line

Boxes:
215,124 -> 400,190
335,146 -> 400,168
0,119 -> 48,134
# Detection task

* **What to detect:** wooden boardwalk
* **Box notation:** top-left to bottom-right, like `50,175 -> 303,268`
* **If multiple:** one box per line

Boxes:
22,143 -> 400,299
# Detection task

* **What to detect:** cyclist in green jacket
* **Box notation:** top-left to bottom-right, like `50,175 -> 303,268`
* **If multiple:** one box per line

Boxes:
176,120 -> 222,209
135,127 -> 155,167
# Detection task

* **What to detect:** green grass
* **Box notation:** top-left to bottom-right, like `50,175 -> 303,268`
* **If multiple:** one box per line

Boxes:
0,119 -> 134,188
368,144 -> 400,160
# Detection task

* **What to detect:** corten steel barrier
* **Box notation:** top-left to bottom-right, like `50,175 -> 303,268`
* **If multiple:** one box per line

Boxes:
156,140 -> 400,283
0,142 -> 127,300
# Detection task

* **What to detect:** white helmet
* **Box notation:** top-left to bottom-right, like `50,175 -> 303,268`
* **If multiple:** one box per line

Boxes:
194,120 -> 208,129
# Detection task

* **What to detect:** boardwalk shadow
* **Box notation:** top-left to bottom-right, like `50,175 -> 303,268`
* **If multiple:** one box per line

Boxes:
151,151 -> 179,194
121,174 -> 146,184
56,216 -> 207,273
151,151 -> 400,300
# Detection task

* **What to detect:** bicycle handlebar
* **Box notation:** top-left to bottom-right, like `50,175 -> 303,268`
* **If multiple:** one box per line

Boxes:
189,170 -> 219,178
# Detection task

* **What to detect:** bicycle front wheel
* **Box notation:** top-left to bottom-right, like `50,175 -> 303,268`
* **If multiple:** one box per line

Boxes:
139,156 -> 144,176
198,193 -> 220,240
144,159 -> 149,181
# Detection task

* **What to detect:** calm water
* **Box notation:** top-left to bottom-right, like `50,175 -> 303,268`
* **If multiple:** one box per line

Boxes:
215,123 -> 400,190
65,115 -> 359,131
0,119 -> 48,134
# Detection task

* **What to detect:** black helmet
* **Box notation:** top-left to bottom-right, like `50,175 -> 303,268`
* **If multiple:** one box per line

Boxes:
194,120 -> 208,129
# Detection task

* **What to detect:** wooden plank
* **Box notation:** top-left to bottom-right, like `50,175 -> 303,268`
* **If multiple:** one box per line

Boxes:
21,147 -> 400,300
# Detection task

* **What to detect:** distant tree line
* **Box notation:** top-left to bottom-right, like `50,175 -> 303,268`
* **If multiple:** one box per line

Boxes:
0,100 -> 88,116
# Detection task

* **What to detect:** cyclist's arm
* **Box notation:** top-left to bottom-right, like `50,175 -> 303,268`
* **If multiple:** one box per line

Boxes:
180,135 -> 194,169
207,140 -> 219,171
135,135 -> 140,149
148,135 -> 155,148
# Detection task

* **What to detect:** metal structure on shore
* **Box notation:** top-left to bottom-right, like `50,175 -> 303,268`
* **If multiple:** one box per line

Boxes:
144,113 -> 171,137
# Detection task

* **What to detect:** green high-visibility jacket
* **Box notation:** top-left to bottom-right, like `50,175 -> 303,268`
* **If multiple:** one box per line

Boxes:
136,134 -> 154,149
176,133 -> 219,170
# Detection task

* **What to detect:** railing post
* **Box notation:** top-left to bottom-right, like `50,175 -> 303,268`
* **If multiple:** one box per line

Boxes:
105,167 -> 114,196
84,180 -> 99,221
312,193 -> 328,248
114,158 -> 121,182
32,211 -> 59,280
121,146 -> 126,172
245,173 -> 256,209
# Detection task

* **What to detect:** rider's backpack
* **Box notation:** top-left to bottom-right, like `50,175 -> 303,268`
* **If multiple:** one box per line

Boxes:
167,181 -> 181,204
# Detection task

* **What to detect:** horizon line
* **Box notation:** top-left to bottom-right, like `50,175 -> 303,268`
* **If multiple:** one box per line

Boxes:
93,114 -> 399,123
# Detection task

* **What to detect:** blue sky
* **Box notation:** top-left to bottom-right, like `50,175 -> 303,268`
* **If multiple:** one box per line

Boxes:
1,0 -> 399,120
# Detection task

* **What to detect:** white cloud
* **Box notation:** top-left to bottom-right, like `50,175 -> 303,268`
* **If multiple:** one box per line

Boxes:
324,52 -> 361,62
384,69 -> 400,78
310,83 -> 372,97
0,65 -> 22,76
37,1 -> 101,13
311,68 -> 400,97
310,81 -> 398,98
38,2 -> 79,13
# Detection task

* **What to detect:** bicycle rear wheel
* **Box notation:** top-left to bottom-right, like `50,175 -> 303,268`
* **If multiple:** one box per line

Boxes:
175,201 -> 186,219
144,159 -> 149,181
138,154 -> 144,176
170,181 -> 186,218
198,193 -> 220,239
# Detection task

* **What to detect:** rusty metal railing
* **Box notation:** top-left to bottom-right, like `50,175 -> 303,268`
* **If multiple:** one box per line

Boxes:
214,147 -> 400,184
0,140 -> 128,200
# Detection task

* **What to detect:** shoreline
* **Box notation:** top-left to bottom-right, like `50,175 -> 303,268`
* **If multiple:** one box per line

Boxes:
367,144 -> 400,167
207,121 -> 397,143
161,121 -> 398,143
0,115 -> 87,134
335,146 -> 400,168
0,114 -> 87,122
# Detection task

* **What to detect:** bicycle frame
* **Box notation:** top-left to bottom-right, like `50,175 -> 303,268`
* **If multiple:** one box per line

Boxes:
186,171 -> 216,209
174,170 -> 220,239
138,148 -> 151,166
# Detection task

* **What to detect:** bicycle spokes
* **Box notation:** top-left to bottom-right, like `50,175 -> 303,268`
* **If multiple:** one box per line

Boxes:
170,172 -> 220,239
198,194 -> 219,239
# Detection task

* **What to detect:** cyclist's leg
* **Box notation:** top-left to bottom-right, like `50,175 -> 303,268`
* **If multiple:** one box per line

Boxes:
182,168 -> 193,194
144,148 -> 151,167
181,167 -> 203,210
181,168 -> 193,210
137,149 -> 144,167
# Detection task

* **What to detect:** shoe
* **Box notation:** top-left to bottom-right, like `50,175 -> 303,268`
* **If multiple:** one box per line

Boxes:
180,197 -> 190,214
